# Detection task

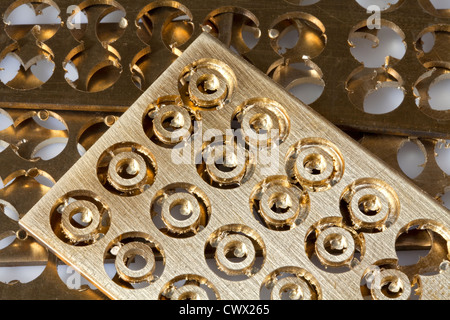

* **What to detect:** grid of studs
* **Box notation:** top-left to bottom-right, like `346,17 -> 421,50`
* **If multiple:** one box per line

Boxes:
19,33 -> 450,300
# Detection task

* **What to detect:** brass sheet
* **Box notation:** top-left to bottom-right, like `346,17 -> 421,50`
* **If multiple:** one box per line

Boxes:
0,0 -> 449,137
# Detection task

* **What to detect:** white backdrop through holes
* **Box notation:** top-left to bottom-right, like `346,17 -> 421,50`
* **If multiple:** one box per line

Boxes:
0,2 -> 449,295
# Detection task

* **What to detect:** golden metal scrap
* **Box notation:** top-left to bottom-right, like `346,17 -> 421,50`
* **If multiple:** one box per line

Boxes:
0,0 -> 448,137
19,33 -> 450,300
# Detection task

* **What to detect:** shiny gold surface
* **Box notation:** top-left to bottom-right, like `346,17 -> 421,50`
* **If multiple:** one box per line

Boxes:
19,33 -> 450,300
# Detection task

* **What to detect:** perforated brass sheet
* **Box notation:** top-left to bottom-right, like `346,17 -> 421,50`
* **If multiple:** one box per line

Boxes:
360,134 -> 450,203
0,0 -> 449,137
19,33 -> 450,300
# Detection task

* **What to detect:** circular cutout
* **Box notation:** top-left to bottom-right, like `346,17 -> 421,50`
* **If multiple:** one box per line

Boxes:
287,81 -> 325,105
414,25 -> 450,69
31,137 -> 69,161
232,98 -> 290,150
364,86 -> 405,115
435,140 -> 450,175
368,268 -> 411,300
349,22 -> 406,67
9,110 -> 69,161
50,190 -> 111,246
0,44 -> 55,90
340,178 -> 400,232
115,242 -> 156,284
108,152 -> 147,190
0,200 -> 20,222
286,138 -> 344,192
0,198 -> 49,285
197,135 -> 255,189
250,176 -> 310,230
414,68 -> 450,120
0,109 -> 13,132
315,227 -> 356,267
0,53 -> 21,86
97,7 -> 127,44
67,1 -> 127,44
97,142 -> 157,197
361,260 -> 418,300
418,0 -> 450,18
397,140 -> 426,179
150,183 -> 211,238
130,47 -> 178,91
438,189 -> 450,209
77,115 -> 118,156
60,200 -> 101,243
132,3 -> 194,91
268,12 -> 326,61
159,275 -> 220,300
260,267 -> 321,300
346,66 -> 405,114
203,7 -> 260,55
65,2 -> 126,92
63,44 -> 122,93
1,169 -> 55,219
136,2 -> 194,47
0,232 -> 17,251
371,269 -> 411,300
105,232 -> 165,289
428,75 -> 450,111
267,59 -> 325,105
179,59 -> 236,111
143,96 -> 195,147
418,31 -> 436,54
395,220 -> 449,275
205,225 -> 266,280
305,218 -> 365,271
396,227 -> 433,268
4,1 -> 61,42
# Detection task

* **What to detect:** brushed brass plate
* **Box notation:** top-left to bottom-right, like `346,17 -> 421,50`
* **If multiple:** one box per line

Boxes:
19,33 -> 449,300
